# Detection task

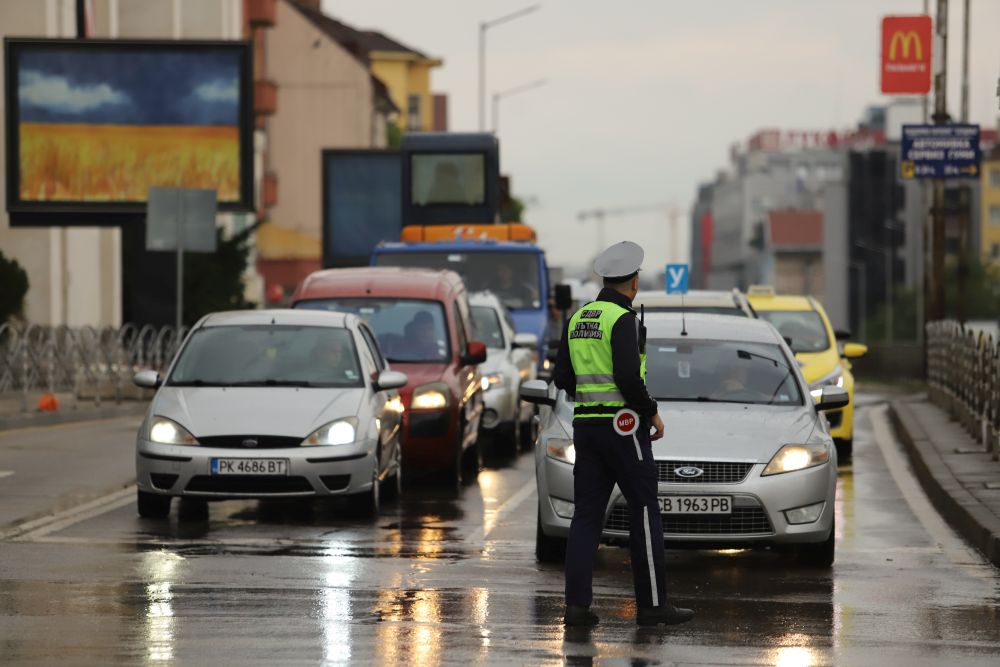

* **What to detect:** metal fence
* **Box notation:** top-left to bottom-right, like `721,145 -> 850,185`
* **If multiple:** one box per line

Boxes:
926,320 -> 1000,461
0,323 -> 186,412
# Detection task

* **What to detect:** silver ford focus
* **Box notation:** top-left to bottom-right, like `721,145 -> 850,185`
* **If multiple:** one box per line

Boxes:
133,309 -> 407,519
522,313 -> 847,567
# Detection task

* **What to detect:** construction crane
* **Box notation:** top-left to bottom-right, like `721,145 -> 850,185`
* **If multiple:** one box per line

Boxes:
577,202 -> 685,261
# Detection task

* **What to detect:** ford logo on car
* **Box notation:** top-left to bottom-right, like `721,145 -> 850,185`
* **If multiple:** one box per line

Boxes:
242,438 -> 259,448
674,466 -> 704,478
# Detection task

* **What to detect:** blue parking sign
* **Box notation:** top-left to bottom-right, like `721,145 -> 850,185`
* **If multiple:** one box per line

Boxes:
665,264 -> 689,294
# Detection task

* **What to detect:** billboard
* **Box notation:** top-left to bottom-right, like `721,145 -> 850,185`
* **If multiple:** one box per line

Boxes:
4,38 -> 253,224
880,15 -> 932,95
322,150 -> 403,268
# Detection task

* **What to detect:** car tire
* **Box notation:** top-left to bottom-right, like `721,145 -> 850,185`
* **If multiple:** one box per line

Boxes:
384,444 -> 403,501
461,434 -> 481,484
796,518 -> 835,567
137,489 -> 171,519
835,438 -> 853,463
178,498 -> 209,522
350,467 -> 381,518
509,418 -> 522,457
535,506 -> 567,564
519,415 -> 534,452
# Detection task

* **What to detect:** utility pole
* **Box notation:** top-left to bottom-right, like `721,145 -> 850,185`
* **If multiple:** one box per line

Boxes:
478,5 -> 540,131
956,0 -> 971,323
929,0 -> 950,323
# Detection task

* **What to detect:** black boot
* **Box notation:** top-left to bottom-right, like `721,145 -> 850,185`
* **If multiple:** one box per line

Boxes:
564,605 -> 599,627
636,603 -> 694,626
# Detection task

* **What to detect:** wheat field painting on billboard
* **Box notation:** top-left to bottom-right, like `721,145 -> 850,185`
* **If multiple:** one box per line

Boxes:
17,48 -> 241,203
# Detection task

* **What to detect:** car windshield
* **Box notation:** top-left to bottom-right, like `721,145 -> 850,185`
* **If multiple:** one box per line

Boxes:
643,306 -> 746,316
471,305 -> 505,349
168,326 -> 362,388
295,298 -> 450,363
756,310 -> 830,353
374,251 -> 541,310
646,339 -> 803,406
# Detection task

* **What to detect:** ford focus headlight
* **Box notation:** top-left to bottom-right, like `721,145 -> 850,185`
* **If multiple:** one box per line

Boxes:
762,443 -> 830,476
303,417 -> 358,446
481,373 -> 505,392
411,383 -> 450,410
546,437 -> 576,465
148,416 -> 199,446
809,368 -> 844,400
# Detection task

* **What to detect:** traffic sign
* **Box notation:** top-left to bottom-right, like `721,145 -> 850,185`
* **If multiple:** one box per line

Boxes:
900,124 -> 981,180
665,264 -> 689,295
881,15 -> 932,95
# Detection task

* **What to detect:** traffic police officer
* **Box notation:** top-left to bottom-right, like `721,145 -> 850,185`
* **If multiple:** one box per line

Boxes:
553,241 -> 695,628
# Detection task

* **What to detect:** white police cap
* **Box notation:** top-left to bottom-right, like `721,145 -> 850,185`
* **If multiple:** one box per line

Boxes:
593,241 -> 644,279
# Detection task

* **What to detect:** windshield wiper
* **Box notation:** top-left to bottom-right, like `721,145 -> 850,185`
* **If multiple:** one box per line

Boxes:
168,380 -> 228,387
227,380 -> 315,388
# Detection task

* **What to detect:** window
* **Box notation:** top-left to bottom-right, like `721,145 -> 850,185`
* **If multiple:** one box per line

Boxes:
409,153 -> 486,205
990,206 -> 1000,226
991,168 -> 1000,189
453,300 -> 469,352
358,324 -> 385,372
374,251 -> 540,310
991,244 -> 1000,259
646,339 -> 803,406
407,94 -> 421,131
168,326 -> 362,388
295,298 -> 450,363
756,310 -> 831,353
471,306 -> 505,349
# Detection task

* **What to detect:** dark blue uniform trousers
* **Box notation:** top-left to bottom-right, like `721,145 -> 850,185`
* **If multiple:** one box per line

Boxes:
565,420 -> 667,609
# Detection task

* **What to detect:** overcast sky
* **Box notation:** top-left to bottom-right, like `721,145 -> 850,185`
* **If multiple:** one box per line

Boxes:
324,0 -> 1000,277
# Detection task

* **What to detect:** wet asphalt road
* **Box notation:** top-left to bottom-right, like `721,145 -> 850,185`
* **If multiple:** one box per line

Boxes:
1,395 -> 999,665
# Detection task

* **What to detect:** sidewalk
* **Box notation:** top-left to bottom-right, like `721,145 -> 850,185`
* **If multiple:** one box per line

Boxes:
888,394 -> 1000,567
0,392 -> 148,431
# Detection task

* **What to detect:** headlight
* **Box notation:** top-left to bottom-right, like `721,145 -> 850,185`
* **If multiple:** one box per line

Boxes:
762,443 -> 830,476
546,437 -> 576,464
411,383 -> 450,410
809,368 -> 844,400
148,416 -> 199,445
303,417 -> 358,446
481,373 -> 506,392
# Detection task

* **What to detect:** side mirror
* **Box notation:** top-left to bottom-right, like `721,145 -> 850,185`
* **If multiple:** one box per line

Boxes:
817,386 -> 849,411
374,370 -> 408,391
133,370 -> 162,389
554,284 -> 573,312
512,333 -> 539,350
834,329 -> 852,341
520,379 -> 555,406
841,342 -> 868,359
461,340 -> 488,366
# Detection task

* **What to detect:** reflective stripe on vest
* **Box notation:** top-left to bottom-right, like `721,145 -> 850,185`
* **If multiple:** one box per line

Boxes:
568,300 -> 638,419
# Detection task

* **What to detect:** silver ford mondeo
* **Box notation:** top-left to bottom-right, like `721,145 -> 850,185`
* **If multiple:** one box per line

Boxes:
133,309 -> 408,520
521,313 -> 847,567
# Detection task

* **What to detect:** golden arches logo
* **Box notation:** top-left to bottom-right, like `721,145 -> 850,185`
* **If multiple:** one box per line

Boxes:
888,31 -> 923,61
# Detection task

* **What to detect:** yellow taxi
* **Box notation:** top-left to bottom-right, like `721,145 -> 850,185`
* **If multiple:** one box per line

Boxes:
746,286 -> 867,460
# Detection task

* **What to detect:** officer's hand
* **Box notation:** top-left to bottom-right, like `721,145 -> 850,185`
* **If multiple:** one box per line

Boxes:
650,414 -> 665,441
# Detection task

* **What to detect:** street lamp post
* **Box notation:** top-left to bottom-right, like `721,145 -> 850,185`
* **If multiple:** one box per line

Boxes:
492,79 -> 547,132
478,4 -> 540,131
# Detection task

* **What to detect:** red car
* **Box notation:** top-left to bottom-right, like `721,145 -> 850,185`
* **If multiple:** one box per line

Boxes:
292,267 -> 486,483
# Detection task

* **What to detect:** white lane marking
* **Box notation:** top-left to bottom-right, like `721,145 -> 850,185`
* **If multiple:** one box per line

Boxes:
643,506 -> 659,607
468,479 -> 535,544
0,471 -> 13,479
869,405 -> 994,580
0,485 -> 135,542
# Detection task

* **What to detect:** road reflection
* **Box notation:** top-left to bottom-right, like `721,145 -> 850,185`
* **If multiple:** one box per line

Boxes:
139,550 -> 183,663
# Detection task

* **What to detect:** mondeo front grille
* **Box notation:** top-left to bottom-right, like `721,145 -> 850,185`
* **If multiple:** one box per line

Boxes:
656,461 -> 754,484
604,505 -> 773,536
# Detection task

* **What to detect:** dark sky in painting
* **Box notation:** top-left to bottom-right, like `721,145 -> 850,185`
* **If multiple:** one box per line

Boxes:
17,48 -> 241,126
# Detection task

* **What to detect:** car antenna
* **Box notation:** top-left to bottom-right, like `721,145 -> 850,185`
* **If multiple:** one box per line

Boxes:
680,292 -> 688,336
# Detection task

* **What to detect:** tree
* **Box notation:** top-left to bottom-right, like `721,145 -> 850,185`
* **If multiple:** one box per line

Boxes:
501,195 -> 526,223
0,250 -> 29,325
182,222 -> 260,326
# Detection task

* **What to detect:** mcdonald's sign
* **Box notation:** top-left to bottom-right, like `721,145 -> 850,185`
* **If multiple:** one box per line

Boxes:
881,15 -> 932,94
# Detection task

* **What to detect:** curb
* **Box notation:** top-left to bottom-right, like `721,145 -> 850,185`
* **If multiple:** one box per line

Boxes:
887,397 -> 1000,568
0,402 -> 148,432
